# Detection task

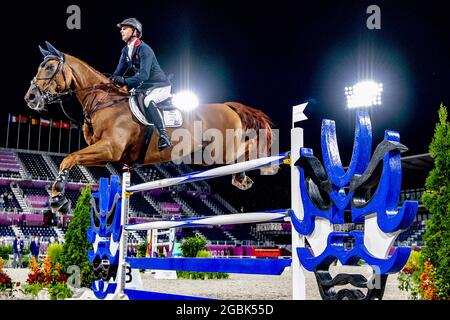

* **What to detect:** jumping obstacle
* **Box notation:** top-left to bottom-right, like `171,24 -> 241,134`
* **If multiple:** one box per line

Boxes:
87,104 -> 417,300
146,227 -> 176,258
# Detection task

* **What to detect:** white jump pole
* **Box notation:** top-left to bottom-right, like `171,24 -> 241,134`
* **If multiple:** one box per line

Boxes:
291,103 -> 308,300
114,171 -> 131,299
127,153 -> 288,193
125,210 -> 289,231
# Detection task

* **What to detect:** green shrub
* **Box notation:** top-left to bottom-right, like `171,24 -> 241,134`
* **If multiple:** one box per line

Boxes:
23,282 -> 43,297
196,250 -> 211,258
180,236 -> 207,257
137,238 -> 148,257
59,185 -> 94,288
176,240 -> 229,280
21,257 -> 30,269
48,281 -> 72,300
0,246 -> 13,260
47,243 -> 64,265
421,104 -> 450,299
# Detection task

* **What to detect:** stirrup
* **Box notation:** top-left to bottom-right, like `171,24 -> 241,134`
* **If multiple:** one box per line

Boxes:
158,135 -> 171,151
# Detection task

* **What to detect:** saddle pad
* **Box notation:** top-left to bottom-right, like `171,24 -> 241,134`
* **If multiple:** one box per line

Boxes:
129,97 -> 183,127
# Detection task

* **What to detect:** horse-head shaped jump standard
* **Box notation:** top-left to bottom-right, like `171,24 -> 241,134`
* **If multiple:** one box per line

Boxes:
25,42 -> 277,216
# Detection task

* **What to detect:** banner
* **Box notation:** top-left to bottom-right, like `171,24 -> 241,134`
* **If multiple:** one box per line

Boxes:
40,118 -> 51,126
61,122 -> 70,129
8,115 -> 74,128
70,122 -> 79,130
9,115 -> 28,123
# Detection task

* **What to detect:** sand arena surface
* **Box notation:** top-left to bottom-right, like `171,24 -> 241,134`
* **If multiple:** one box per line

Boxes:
3,265 -> 410,300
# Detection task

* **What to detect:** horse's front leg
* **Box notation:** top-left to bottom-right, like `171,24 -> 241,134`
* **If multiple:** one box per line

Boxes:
50,140 -> 120,215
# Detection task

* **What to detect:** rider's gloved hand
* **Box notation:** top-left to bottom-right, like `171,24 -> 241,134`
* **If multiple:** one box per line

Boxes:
111,75 -> 126,86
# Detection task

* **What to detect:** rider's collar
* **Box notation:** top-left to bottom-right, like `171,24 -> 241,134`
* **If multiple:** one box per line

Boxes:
127,38 -> 141,47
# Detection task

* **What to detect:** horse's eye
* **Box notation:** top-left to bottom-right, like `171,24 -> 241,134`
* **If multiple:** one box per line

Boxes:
46,64 -> 55,71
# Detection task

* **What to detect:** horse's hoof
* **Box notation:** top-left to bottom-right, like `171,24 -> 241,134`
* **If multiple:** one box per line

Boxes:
54,180 -> 65,193
50,194 -> 71,215
59,200 -> 71,215
260,165 -> 280,176
232,176 -> 254,190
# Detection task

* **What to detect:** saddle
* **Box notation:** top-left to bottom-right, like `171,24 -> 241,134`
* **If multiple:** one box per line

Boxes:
129,88 -> 183,128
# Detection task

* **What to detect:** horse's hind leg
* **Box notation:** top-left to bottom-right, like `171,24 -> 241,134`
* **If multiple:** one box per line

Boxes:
229,137 -> 255,190
231,172 -> 254,190
260,165 -> 280,175
50,140 -> 118,215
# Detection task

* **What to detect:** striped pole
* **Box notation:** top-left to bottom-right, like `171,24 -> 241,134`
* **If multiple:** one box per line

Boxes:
125,209 -> 290,231
127,152 -> 289,193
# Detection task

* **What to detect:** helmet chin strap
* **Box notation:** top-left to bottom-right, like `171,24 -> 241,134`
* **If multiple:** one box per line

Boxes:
126,28 -> 137,44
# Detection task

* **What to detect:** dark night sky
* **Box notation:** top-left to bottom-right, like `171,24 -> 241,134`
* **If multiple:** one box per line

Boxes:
0,0 -> 448,211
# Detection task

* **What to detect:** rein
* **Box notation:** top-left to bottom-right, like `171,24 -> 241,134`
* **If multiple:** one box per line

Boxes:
33,55 -> 130,130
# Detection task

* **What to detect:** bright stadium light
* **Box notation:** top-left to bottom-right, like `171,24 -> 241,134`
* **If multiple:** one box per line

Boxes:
172,91 -> 199,111
345,81 -> 383,108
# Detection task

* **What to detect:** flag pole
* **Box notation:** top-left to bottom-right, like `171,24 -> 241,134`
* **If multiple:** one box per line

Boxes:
38,119 -> 42,151
78,122 -> 81,150
48,119 -> 52,152
68,122 -> 72,154
27,117 -> 31,150
58,120 -> 62,153
17,114 -> 21,149
6,113 -> 10,148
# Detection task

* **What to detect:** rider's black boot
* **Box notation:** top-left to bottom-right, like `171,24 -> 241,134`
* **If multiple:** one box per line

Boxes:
145,101 -> 171,151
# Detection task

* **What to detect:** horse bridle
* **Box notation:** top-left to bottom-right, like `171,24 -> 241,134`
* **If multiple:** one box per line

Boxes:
29,55 -> 125,124
30,56 -> 70,109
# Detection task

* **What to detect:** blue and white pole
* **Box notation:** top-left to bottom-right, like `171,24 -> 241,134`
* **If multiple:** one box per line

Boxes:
126,153 -> 289,193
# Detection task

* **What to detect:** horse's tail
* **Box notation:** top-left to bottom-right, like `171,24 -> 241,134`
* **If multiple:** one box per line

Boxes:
225,101 -> 273,157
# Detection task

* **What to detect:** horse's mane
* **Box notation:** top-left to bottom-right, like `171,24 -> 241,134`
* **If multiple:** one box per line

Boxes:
66,54 -> 129,97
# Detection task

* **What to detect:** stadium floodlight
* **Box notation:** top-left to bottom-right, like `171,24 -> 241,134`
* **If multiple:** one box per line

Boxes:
345,81 -> 383,108
172,91 -> 199,111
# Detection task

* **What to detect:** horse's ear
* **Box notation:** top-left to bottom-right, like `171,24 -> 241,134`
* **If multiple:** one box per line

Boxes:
38,45 -> 51,57
45,41 -> 61,57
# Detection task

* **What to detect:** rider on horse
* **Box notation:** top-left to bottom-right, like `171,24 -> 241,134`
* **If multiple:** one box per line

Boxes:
110,18 -> 171,151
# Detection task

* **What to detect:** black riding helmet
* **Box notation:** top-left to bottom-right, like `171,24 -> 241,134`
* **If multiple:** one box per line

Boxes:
117,18 -> 142,38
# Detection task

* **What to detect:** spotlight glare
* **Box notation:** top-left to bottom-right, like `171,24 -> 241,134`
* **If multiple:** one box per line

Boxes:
172,91 -> 199,111
344,81 -> 383,108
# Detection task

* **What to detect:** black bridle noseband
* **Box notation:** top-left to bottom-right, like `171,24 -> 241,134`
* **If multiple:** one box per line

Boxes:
29,55 -> 70,110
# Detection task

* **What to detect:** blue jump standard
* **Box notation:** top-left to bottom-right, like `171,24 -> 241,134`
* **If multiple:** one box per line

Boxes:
126,257 -> 292,275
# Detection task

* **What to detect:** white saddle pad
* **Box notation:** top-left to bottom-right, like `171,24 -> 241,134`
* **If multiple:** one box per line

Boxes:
129,97 -> 183,127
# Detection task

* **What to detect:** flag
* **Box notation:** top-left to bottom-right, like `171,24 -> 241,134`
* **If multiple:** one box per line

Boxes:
9,115 -> 28,123
52,120 -> 61,129
31,118 -> 39,125
18,116 -> 28,123
40,118 -> 51,126
61,122 -> 70,130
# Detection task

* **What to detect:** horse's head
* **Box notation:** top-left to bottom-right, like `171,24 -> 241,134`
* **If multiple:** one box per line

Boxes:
24,41 -> 73,112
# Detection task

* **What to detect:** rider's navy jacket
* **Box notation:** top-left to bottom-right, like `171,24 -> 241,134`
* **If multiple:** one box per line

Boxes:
113,39 -> 169,90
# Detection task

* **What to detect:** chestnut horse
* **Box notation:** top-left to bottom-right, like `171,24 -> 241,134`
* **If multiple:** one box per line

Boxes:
24,42 -> 276,215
